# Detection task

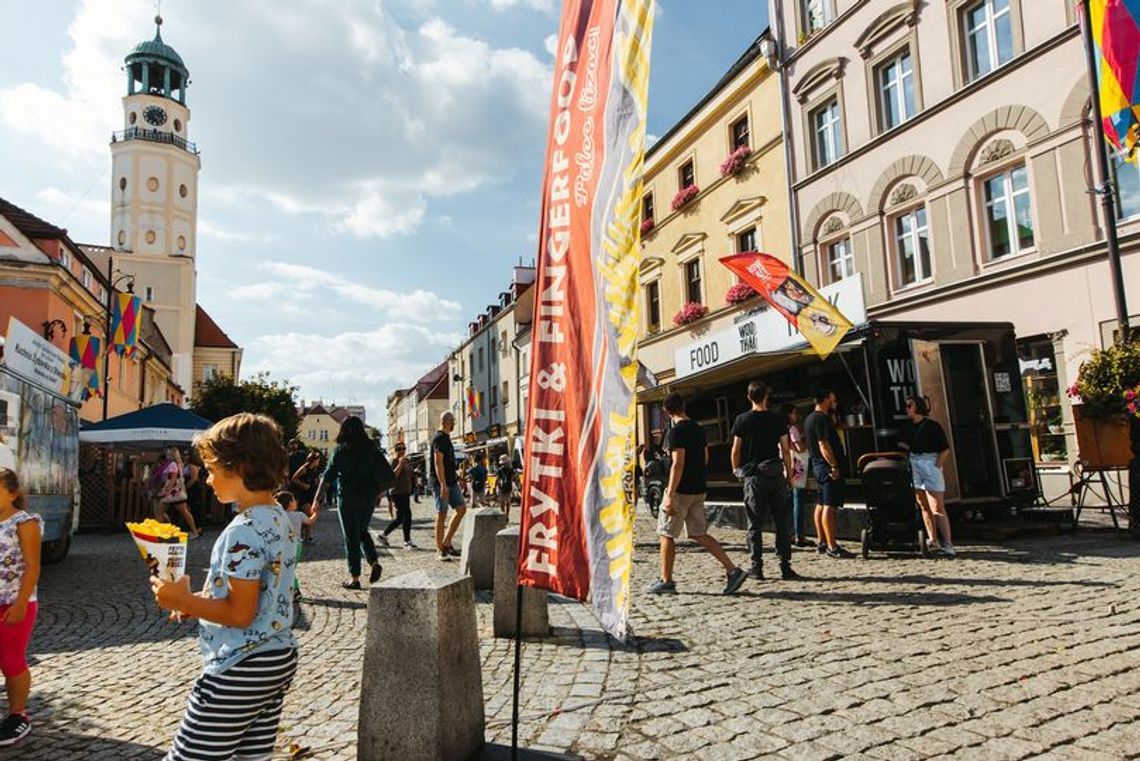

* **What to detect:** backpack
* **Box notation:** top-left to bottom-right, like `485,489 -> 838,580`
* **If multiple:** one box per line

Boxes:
372,449 -> 396,493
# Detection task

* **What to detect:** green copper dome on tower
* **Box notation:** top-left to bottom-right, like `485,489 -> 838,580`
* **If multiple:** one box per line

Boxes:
125,16 -> 189,104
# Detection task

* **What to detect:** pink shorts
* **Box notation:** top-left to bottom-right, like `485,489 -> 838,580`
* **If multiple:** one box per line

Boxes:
0,601 -> 37,678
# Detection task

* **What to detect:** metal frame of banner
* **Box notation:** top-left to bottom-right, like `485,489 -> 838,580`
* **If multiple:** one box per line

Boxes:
1079,0 -> 1131,338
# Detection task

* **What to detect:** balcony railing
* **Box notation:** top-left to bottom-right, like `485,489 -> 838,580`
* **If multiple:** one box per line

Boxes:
111,127 -> 198,155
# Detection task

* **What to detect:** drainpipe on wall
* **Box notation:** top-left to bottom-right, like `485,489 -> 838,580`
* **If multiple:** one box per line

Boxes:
770,0 -> 804,275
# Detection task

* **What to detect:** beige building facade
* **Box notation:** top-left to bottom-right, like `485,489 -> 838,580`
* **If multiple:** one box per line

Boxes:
772,0 -> 1139,487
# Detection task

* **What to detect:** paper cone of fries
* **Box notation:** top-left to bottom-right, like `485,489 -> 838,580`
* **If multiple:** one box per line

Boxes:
126,519 -> 188,582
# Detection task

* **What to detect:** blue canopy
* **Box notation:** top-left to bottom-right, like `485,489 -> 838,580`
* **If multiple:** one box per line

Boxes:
79,403 -> 213,449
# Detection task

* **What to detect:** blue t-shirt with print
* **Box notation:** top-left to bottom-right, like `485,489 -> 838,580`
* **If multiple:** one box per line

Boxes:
199,504 -> 298,674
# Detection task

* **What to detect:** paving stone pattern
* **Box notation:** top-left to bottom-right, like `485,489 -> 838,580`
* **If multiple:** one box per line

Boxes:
11,502 -> 1140,760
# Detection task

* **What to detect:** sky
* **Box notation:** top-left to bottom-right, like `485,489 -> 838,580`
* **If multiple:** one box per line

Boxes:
0,0 -> 767,422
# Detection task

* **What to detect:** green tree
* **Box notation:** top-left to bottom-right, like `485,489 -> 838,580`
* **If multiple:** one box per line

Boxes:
191,372 -> 302,441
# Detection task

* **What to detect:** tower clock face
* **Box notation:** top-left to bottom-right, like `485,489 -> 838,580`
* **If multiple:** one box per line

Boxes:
143,105 -> 167,127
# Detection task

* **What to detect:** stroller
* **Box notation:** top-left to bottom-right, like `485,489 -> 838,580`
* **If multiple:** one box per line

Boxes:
857,452 -> 928,559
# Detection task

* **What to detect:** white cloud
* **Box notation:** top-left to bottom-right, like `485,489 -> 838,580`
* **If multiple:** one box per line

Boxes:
486,0 -> 556,11
197,219 -> 277,244
543,33 -> 558,58
1,1 -> 552,240
228,261 -> 462,324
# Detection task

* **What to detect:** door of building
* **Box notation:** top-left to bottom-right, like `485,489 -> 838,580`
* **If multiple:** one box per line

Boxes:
939,343 -> 1001,501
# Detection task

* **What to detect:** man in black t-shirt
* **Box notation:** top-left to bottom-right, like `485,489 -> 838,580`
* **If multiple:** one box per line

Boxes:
431,412 -> 466,561
730,380 -> 798,580
647,393 -> 747,596
804,389 -> 853,558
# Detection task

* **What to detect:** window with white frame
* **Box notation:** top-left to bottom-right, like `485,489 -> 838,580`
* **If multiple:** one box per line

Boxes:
736,226 -> 757,253
60,250 -> 71,269
893,206 -> 932,286
804,0 -> 836,33
1113,154 -> 1140,220
81,269 -> 91,289
685,259 -> 702,304
812,98 -> 844,168
878,50 -> 916,131
731,115 -> 750,150
645,281 -> 661,331
982,164 -> 1034,259
203,364 -> 219,381
826,237 -> 855,283
963,0 -> 1013,81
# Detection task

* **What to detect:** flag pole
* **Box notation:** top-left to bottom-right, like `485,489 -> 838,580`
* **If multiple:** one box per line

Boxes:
1080,0 -> 1132,338
511,582 -> 523,759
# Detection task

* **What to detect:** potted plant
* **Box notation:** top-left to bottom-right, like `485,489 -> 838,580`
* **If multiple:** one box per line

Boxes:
640,217 -> 655,236
725,281 -> 758,305
671,184 -> 700,211
720,146 -> 752,177
672,302 -> 708,327
1066,340 -> 1140,470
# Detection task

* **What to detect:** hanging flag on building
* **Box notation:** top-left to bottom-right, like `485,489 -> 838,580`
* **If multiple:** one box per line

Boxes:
517,0 -> 656,642
466,385 -> 481,419
68,334 -> 103,400
720,251 -> 853,358
1089,0 -> 1140,159
111,293 -> 141,357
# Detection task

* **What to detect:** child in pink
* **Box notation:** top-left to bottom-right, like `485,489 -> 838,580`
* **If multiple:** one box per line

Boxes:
0,468 -> 41,747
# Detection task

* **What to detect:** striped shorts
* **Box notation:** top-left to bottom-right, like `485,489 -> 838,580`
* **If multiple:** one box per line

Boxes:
166,648 -> 299,761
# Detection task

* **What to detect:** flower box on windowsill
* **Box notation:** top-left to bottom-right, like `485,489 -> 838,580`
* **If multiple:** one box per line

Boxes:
640,217 -> 655,236
725,282 -> 758,305
671,185 -> 700,211
720,146 -> 752,177
672,302 -> 708,327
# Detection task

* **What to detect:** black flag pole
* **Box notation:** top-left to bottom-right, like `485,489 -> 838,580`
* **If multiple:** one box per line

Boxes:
1080,0 -> 1132,338
511,581 -> 523,759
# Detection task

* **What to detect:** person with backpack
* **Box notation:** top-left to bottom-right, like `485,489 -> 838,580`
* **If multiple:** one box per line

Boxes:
314,416 -> 390,589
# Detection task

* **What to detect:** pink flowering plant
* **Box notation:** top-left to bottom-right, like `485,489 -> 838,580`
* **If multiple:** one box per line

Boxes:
672,301 -> 708,326
1065,340 -> 1140,418
720,145 -> 752,177
725,281 -> 758,305
640,216 -> 655,236
671,184 -> 700,211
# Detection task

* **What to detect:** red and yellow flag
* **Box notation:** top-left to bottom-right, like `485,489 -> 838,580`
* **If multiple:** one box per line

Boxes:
517,0 -> 655,641
1089,0 -> 1140,160
111,293 -> 141,357
68,334 -> 103,400
720,251 -> 853,358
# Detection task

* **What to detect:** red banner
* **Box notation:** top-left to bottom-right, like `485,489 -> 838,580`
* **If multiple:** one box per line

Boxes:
720,251 -> 853,358
517,0 -> 655,641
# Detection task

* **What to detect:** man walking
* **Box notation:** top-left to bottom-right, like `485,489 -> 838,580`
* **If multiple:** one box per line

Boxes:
378,442 -> 416,549
731,380 -> 799,580
805,390 -> 853,558
431,412 -> 466,560
647,393 -> 748,596
468,454 -> 488,508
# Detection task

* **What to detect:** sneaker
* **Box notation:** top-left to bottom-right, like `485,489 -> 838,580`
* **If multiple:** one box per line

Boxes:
376,533 -> 390,548
446,545 -> 461,558
0,714 -> 30,746
723,567 -> 747,595
941,542 -> 956,558
795,538 -> 817,548
825,545 -> 854,558
746,565 -> 764,580
927,538 -> 941,553
404,541 -> 418,550
780,564 -> 802,580
438,550 -> 451,561
646,579 -> 677,595
816,543 -> 828,555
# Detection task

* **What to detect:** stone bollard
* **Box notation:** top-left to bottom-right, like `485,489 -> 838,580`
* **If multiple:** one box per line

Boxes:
493,525 -> 549,638
358,571 -> 485,761
460,507 -> 507,589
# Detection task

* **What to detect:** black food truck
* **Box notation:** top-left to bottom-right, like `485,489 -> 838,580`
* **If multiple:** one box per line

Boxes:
639,320 -> 1037,516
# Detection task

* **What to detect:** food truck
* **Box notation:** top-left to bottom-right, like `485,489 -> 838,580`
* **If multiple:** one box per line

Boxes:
639,319 -> 1036,515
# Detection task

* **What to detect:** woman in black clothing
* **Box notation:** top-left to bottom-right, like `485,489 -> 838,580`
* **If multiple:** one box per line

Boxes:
901,396 -> 955,557
314,417 -> 384,588
291,451 -> 322,542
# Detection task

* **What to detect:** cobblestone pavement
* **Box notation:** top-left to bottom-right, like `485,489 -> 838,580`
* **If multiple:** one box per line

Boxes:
9,500 -> 1140,760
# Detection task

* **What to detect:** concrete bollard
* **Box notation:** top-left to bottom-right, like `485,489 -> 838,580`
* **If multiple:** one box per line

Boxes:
493,525 -> 550,638
358,570 -> 485,761
460,507 -> 507,589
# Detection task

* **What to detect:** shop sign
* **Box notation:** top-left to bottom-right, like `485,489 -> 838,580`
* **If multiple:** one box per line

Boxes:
673,274 -> 866,380
2,317 -> 71,395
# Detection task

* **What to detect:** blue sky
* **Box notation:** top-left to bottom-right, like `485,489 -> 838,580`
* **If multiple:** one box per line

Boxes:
0,0 -> 767,420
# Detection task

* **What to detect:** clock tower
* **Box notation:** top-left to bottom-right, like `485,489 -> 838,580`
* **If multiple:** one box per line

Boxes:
110,15 -> 200,394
